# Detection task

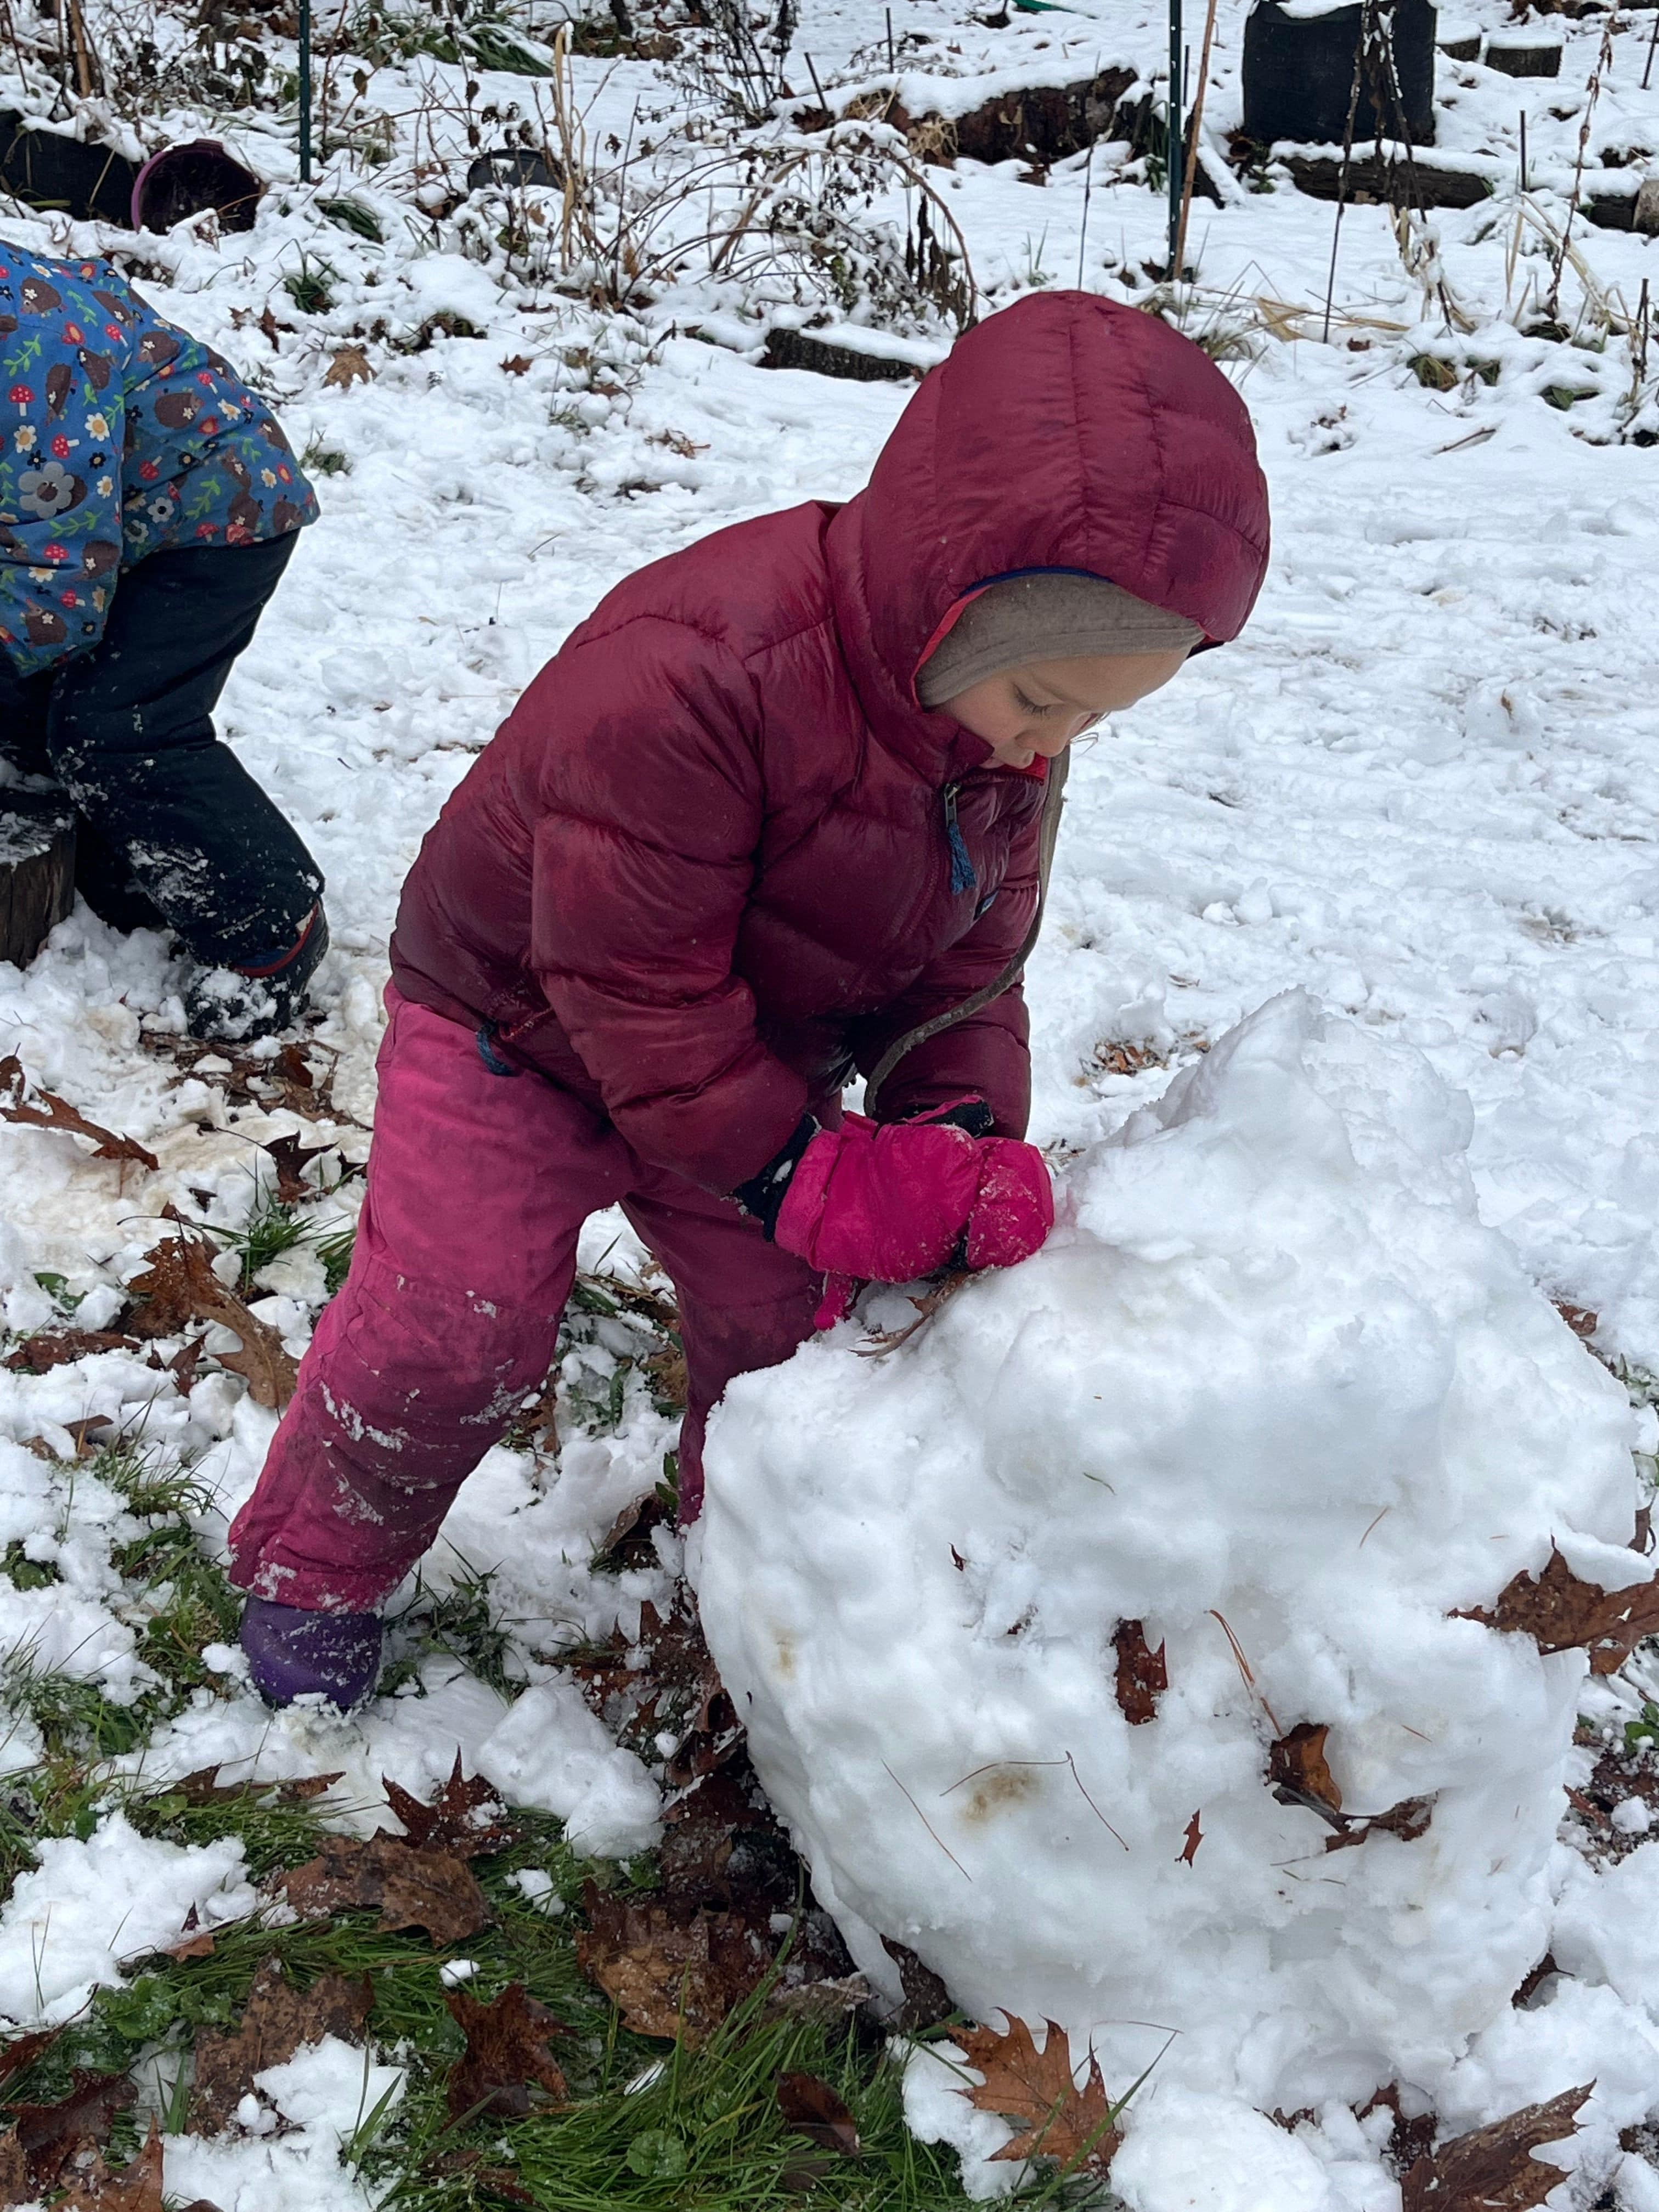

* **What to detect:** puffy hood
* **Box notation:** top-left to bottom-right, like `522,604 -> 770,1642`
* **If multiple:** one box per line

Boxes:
825,291 -> 1270,767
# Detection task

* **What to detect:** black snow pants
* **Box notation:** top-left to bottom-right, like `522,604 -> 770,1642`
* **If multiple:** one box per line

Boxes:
0,536 -> 323,969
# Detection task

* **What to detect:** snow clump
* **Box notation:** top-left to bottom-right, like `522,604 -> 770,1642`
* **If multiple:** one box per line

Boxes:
691,991 -> 1647,2183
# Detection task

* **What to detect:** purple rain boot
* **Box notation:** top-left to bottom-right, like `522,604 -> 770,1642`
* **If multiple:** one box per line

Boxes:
239,1596 -> 383,1711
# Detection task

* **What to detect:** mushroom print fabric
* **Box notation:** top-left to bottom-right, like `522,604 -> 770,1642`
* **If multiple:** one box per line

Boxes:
0,244 -> 317,675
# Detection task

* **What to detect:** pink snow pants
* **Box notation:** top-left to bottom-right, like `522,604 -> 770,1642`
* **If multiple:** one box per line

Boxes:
225,989 -> 823,1613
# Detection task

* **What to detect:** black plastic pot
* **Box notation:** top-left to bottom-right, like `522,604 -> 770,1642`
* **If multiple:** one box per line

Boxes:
0,112 -> 138,224
465,146 -> 562,192
1242,0 -> 1438,149
131,138 -> 263,232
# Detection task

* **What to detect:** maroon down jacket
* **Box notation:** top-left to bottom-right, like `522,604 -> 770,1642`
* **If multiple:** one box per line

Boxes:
389,291 -> 1269,1193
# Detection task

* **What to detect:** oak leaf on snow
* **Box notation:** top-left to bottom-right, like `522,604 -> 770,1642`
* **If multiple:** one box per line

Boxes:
1456,1547 -> 1659,1675
126,1222 -> 297,1409
0,1057 -> 158,1172
957,2015 -> 1122,2174
1400,2083 -> 1591,2211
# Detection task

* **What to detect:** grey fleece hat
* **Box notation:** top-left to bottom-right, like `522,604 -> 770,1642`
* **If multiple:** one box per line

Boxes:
915,572 -> 1204,710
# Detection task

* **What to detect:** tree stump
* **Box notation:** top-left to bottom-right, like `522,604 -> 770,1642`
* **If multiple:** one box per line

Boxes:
1484,29 -> 1562,74
0,797 -> 76,969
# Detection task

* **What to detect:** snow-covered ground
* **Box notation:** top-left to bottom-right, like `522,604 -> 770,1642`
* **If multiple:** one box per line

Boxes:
4,0 -> 1659,2199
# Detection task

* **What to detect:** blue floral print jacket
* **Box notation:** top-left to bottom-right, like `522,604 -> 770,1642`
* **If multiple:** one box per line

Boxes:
0,242 -> 317,676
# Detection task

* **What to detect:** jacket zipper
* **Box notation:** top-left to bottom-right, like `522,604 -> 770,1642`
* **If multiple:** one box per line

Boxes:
941,781 -> 978,898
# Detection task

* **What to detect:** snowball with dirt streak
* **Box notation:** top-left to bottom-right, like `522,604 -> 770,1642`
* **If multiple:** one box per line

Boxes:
688,992 -> 1645,2188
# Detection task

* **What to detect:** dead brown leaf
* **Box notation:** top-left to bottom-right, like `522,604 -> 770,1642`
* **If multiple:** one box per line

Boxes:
173,1764 -> 343,1808
575,1887 -> 772,2046
642,1344 -> 689,1409
1113,1620 -> 1167,1726
1269,1723 -> 1343,1815
658,1763 -> 784,1910
1178,1810 -> 1202,1866
776,2072 -> 860,2156
499,353 -> 532,375
1269,1724 -> 1433,1850
593,1492 -> 671,1572
322,345 -> 374,388
1324,1795 -> 1435,1854
0,1057 -> 158,1172
1400,2084 -> 1592,2211
1553,1300 -> 1599,1342
1096,1040 -> 1165,1078
881,1938 -> 954,2032
3,1329 -> 140,1374
382,1754 -> 515,1859
0,2030 -> 61,2090
1356,2086 -> 1438,2180
1456,1547 -> 1659,1674
191,1955 -> 373,2134
259,1130 -> 334,1203
958,2015 -> 1121,2174
443,1982 -> 569,2122
55,2124 -> 198,2212
126,1223 -> 297,1408
279,1833 -> 491,1948
56,2125 -> 219,2212
9,2070 -> 136,2191
0,2129 -> 26,2207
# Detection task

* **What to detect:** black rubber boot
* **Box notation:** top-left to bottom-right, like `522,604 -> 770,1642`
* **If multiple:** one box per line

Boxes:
186,902 -> 329,1042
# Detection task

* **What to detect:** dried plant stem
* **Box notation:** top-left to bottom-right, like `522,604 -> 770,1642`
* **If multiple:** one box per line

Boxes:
1065,1752 -> 1130,1852
1321,0 -> 1370,342
884,1761 -> 973,1880
1208,1609 -> 1283,1734
1547,7 -> 1620,324
1173,0 -> 1220,281
0,0 -> 31,89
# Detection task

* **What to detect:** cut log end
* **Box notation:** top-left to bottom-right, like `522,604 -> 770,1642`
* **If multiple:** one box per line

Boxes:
0,799 -> 76,970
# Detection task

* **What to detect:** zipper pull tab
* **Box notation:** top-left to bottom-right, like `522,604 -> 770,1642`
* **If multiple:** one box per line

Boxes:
943,782 -> 977,897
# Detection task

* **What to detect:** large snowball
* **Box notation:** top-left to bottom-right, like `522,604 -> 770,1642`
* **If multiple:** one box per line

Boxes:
690,994 -> 1643,2126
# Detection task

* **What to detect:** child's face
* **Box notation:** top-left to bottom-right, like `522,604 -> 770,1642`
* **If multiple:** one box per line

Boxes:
941,649 -> 1190,771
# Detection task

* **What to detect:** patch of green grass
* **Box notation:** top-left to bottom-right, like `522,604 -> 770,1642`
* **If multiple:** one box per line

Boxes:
122,1771 -> 338,1882
117,1526 -> 242,1696
0,1438 -> 236,1756
351,5 -> 549,72
0,1652 -> 163,1761
211,1188 -> 315,1293
302,437 -> 354,478
382,1565 -> 518,1700
320,197 -> 385,241
2,1541 -> 60,1592
101,1823 -> 973,2212
316,1222 -> 357,1296
92,1438 -> 213,1523
566,1358 -> 632,1438
284,255 -> 338,315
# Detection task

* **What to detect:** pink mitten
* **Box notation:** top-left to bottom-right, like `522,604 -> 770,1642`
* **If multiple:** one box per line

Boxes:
965,1137 -> 1054,1267
774,1116 -> 1056,1305
773,1113 -> 982,1283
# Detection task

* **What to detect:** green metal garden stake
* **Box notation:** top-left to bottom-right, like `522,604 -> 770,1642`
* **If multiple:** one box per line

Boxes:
298,0 -> 313,181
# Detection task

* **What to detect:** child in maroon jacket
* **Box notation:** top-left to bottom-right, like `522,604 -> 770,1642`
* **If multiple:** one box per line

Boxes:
228,290 -> 1270,1707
